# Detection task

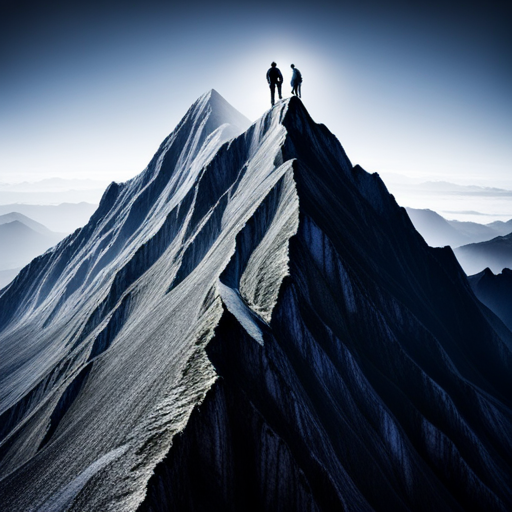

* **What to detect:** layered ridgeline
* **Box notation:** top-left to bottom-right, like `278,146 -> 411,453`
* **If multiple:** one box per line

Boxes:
468,268 -> 512,332
455,233 -> 512,276
0,91 -> 511,511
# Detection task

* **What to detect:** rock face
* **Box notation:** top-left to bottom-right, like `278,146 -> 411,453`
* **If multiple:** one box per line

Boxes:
0,91 -> 511,512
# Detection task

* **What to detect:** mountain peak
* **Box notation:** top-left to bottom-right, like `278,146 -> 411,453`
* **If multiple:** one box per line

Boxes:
1,91 -> 511,512
122,89 -> 252,208
0,212 -> 53,235
188,88 -> 251,138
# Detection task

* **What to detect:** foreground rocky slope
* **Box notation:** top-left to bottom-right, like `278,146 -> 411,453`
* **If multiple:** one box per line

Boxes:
0,91 -> 511,511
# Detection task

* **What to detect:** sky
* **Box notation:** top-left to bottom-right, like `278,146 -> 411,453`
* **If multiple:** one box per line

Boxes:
1,0 -> 511,193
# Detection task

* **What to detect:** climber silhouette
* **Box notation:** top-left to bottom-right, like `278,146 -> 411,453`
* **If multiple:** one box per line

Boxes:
266,62 -> 283,106
290,64 -> 302,98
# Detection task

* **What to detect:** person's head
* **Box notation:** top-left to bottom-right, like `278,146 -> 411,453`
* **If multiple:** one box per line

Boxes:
271,62 -> 276,67
291,64 -> 295,69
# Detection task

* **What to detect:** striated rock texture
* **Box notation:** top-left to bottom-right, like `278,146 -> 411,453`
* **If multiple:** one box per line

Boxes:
1,90 -> 511,511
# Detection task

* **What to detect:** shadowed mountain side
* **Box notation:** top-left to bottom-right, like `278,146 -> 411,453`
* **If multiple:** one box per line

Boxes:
0,94 -> 511,511
139,99 -> 512,511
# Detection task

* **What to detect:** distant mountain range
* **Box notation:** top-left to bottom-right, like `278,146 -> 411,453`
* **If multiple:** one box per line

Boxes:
407,181 -> 512,196
381,174 -> 512,224
0,212 -> 66,287
0,201 -> 104,288
0,178 -> 108,205
382,174 -> 512,199
0,189 -> 105,205
0,203 -> 97,233
455,233 -> 512,276
0,178 -> 109,192
405,208 -> 512,275
405,207 -> 512,247
0,211 -> 56,236
468,268 -> 512,332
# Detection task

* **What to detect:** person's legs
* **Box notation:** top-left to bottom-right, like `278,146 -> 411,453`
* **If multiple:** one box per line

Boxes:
277,83 -> 282,100
270,83 -> 276,106
297,83 -> 301,98
291,84 -> 297,95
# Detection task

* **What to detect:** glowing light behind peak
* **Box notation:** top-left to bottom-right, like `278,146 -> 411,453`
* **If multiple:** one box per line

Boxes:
0,0 -> 510,195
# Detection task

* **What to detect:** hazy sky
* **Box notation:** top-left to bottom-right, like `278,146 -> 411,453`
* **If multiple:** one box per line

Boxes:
1,0 -> 511,187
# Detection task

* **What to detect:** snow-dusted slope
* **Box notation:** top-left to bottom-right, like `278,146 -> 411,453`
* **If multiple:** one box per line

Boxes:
0,91 -> 511,511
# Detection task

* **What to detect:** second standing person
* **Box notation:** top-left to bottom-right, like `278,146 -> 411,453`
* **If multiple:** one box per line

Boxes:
290,64 -> 302,98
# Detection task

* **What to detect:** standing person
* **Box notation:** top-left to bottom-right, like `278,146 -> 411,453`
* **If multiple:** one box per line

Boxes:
291,64 -> 302,98
266,62 -> 283,106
